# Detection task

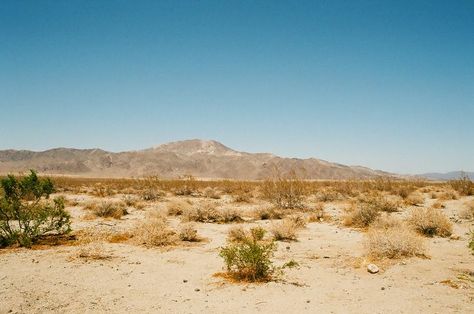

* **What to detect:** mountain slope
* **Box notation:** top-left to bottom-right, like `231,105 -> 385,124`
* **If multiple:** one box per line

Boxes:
0,139 -> 389,179
418,171 -> 474,181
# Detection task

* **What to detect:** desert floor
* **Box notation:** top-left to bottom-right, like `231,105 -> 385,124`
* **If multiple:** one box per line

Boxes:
1,190 -> 473,313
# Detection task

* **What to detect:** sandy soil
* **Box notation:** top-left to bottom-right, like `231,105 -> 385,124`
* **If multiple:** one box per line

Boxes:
1,195 -> 473,313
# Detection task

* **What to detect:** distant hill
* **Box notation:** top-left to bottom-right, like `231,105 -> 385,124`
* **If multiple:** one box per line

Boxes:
0,139 -> 390,180
418,171 -> 474,181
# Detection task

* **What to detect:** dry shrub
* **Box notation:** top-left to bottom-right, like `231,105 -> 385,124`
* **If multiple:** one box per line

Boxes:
219,208 -> 244,223
178,223 -> 200,242
167,199 -> 192,216
405,192 -> 424,206
315,189 -> 342,202
93,201 -> 128,219
141,189 -> 165,201
261,169 -> 307,209
432,200 -> 445,209
460,200 -> 474,220
203,187 -> 221,199
233,191 -> 252,203
122,195 -> 139,207
365,224 -> 425,259
182,203 -> 220,223
449,174 -> 474,196
75,228 -> 115,260
133,216 -> 178,246
308,202 -> 330,222
270,218 -> 302,241
343,202 -> 380,228
436,190 -> 459,200
227,225 -> 249,242
407,207 -> 452,237
253,207 -> 285,220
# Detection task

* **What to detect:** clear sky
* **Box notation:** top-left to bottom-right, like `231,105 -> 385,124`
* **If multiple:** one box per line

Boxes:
1,0 -> 473,174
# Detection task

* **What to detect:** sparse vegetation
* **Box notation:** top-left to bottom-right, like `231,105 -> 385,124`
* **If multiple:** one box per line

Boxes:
460,200 -> 474,220
270,217 -> 303,241
262,169 -> 307,209
449,174 -> 473,196
178,223 -> 200,242
133,216 -> 178,246
0,171 -> 71,247
407,207 -> 452,237
93,201 -> 128,219
219,227 -> 276,281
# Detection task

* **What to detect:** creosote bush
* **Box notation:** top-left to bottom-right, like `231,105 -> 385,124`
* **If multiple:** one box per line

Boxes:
219,227 -> 276,281
407,207 -> 452,237
0,171 -> 71,247
262,169 -> 307,209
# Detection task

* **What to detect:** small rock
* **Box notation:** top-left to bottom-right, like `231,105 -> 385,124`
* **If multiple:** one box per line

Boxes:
450,234 -> 460,240
183,279 -> 188,283
194,288 -> 200,292
367,264 -> 379,274
306,300 -> 311,303
381,287 -> 385,290
286,246 -> 291,250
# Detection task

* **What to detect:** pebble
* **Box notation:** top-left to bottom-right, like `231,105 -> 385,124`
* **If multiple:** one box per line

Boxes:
367,264 -> 379,274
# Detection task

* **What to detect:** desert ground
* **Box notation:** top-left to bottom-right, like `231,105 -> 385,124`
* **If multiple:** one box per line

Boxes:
1,177 -> 473,313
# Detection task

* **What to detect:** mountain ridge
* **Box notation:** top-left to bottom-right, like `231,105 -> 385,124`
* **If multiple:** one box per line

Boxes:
0,139 -> 390,179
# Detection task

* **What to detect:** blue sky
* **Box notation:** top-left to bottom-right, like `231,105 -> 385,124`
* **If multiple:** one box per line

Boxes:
1,0 -> 473,174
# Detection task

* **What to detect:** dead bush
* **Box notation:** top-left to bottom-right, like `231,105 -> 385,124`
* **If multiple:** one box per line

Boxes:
365,225 -> 425,259
449,174 -> 474,196
203,187 -> 221,199
253,207 -> 285,220
262,169 -> 307,209
405,192 -> 424,206
167,199 -> 192,216
178,223 -> 199,242
343,202 -> 380,228
270,218 -> 301,241
308,203 -> 329,222
182,203 -> 220,223
133,217 -> 178,246
227,225 -> 249,242
219,208 -> 244,223
407,207 -> 452,237
93,201 -> 128,219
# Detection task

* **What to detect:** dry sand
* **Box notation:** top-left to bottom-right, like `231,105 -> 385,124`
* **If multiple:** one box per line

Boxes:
1,195 -> 473,313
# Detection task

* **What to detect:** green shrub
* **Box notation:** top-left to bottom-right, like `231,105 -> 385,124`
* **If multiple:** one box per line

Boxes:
0,170 -> 71,247
469,231 -> 474,254
219,227 -> 276,281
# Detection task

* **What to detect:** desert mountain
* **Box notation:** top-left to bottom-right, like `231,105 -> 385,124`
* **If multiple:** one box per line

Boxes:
0,139 -> 389,179
418,171 -> 474,181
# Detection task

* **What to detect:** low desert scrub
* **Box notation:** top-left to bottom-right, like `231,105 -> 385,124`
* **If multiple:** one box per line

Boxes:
405,192 -> 424,206
227,225 -> 249,242
182,203 -> 220,223
315,189 -> 343,202
167,199 -> 192,216
203,187 -> 221,199
219,208 -> 244,223
253,206 -> 286,220
141,188 -> 165,201
436,190 -> 459,200
343,202 -> 380,228
364,223 -> 425,259
122,195 -> 139,207
0,171 -> 71,247
178,223 -> 200,242
219,227 -> 276,281
459,200 -> 474,220
93,201 -> 128,219
270,217 -> 304,241
261,169 -> 307,209
232,191 -> 252,203
133,216 -> 178,246
449,174 -> 474,196
308,202 -> 331,222
407,207 -> 452,237
431,200 -> 445,209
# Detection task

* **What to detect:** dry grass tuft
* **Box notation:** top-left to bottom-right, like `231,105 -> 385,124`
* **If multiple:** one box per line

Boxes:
203,187 -> 221,199
182,202 -> 221,223
343,202 -> 380,228
178,223 -> 200,242
364,223 -> 425,259
270,218 -> 302,241
405,192 -> 424,206
407,207 -> 453,237
92,201 -> 128,219
133,216 -> 178,246
253,207 -> 285,220
167,199 -> 192,216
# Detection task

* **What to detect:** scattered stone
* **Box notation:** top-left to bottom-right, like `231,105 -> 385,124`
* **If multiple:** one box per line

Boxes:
183,279 -> 188,283
450,234 -> 460,240
306,300 -> 311,303
367,264 -> 379,274
194,288 -> 200,292
381,287 -> 385,290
